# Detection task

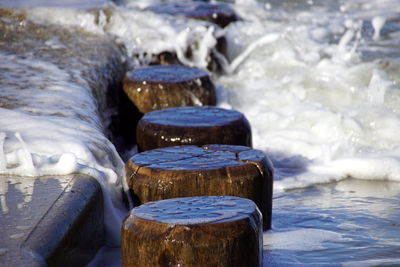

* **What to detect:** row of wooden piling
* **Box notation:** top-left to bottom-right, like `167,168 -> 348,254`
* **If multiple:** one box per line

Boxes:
119,2 -> 273,267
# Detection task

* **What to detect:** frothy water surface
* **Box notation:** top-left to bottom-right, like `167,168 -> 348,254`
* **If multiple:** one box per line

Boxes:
1,0 -> 400,265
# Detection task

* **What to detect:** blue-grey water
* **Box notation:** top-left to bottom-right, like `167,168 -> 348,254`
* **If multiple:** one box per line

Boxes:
1,0 -> 400,266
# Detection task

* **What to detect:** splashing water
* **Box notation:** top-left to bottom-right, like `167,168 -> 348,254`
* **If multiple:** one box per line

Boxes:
1,0 -> 400,265
372,16 -> 386,41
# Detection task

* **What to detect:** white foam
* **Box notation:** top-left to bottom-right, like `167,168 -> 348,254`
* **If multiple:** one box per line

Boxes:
337,222 -> 365,231
343,258 -> 400,267
263,228 -> 349,251
372,16 -> 386,41
27,7 -> 106,34
216,0 -> 400,190
0,133 -> 6,169
1,0 -> 400,264
0,0 -> 109,8
0,48 -> 126,245
368,69 -> 391,104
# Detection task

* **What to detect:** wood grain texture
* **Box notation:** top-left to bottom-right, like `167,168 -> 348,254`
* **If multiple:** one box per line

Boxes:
122,196 -> 262,267
136,106 -> 252,152
123,65 -> 216,114
125,145 -> 273,230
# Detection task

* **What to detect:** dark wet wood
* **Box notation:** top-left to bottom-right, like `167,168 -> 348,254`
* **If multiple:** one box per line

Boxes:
136,106 -> 252,152
143,2 -> 234,71
122,196 -> 262,267
123,65 -> 216,114
125,145 -> 273,230
0,174 -> 104,266
111,83 -> 143,150
145,1 -> 240,28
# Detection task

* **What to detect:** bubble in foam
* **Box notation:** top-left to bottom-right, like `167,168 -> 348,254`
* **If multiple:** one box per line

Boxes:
14,132 -> 34,170
0,132 -> 6,169
263,228 -> 349,251
368,69 -> 391,104
372,16 -> 386,41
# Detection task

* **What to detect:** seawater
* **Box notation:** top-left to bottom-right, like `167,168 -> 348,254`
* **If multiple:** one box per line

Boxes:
1,0 -> 400,265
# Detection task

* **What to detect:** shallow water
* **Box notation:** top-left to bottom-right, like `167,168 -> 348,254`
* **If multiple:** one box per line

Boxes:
1,0 -> 400,266
265,178 -> 400,265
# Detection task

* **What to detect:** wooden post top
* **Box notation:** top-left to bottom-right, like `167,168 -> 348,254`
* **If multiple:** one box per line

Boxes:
125,65 -> 210,84
122,195 -> 263,266
129,195 -> 261,226
125,144 -> 273,230
136,107 -> 252,151
138,106 -> 247,127
127,144 -> 271,173
123,65 -> 216,114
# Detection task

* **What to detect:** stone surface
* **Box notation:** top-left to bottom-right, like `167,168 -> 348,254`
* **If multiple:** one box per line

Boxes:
145,1 -> 240,28
122,196 -> 262,267
125,144 -> 273,230
136,106 -> 252,152
123,65 -> 216,114
0,174 -> 104,266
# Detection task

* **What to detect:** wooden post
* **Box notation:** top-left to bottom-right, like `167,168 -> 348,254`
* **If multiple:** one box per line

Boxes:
123,65 -> 216,114
122,196 -> 262,267
125,144 -> 273,230
136,106 -> 252,151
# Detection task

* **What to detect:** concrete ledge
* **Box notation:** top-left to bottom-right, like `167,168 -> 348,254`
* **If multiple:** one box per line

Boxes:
0,9 -> 126,266
0,174 -> 104,266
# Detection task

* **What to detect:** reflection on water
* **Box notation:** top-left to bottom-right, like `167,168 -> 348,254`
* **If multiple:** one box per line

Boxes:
0,178 -> 36,213
0,176 -> 68,264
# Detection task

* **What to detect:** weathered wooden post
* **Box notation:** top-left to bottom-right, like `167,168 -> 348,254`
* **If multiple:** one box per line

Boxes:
125,144 -> 273,230
122,196 -> 262,267
123,65 -> 216,114
136,106 -> 252,151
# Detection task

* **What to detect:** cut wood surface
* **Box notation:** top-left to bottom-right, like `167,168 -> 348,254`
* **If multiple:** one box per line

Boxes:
125,144 -> 273,230
136,106 -> 252,151
122,196 -> 262,267
123,65 -> 216,114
